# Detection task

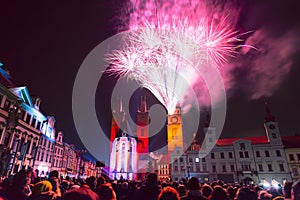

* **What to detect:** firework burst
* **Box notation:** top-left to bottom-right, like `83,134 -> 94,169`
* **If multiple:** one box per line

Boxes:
105,0 -> 244,114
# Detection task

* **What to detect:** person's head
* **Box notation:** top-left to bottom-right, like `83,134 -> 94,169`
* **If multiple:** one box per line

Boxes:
260,191 -> 273,200
48,170 -> 59,179
12,169 -> 31,189
177,184 -> 186,197
201,184 -> 213,198
187,177 -> 200,191
146,173 -> 158,184
236,187 -> 257,200
158,186 -> 180,200
283,181 -> 292,198
62,188 -> 100,200
95,183 -> 117,200
210,185 -> 227,200
32,180 -> 53,194
96,176 -> 106,187
292,179 -> 300,200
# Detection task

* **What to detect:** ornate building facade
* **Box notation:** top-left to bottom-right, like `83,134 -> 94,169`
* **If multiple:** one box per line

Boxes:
170,104 -> 293,184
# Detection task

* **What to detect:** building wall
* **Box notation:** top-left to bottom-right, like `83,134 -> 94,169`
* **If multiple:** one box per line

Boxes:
285,147 -> 300,182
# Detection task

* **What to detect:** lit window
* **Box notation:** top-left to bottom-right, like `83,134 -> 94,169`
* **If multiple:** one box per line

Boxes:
195,157 -> 200,163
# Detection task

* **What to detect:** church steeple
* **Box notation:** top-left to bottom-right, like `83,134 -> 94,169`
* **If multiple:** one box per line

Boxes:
265,102 -> 276,123
138,95 -> 148,112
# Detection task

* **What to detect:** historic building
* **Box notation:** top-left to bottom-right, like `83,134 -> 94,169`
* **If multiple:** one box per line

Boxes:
51,131 -> 64,175
282,135 -> 300,182
0,61 -> 98,177
170,104 -> 293,184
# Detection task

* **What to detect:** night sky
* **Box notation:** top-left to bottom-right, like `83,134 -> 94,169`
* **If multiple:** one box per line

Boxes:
0,0 -> 300,153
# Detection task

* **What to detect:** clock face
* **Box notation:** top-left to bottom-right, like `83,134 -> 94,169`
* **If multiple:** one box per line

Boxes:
269,124 -> 275,130
171,116 -> 178,123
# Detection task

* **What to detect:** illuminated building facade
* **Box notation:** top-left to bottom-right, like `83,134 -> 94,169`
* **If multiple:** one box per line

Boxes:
167,107 -> 184,152
170,105 -> 293,184
0,62 -> 99,177
109,132 -> 137,180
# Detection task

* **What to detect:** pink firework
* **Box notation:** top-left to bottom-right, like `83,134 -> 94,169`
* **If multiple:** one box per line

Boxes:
106,0 -> 243,114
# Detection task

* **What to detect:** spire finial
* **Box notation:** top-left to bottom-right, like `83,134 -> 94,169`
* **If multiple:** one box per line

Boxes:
265,102 -> 276,122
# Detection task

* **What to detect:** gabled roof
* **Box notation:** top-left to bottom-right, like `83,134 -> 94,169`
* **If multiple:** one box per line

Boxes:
9,86 -> 46,121
216,136 -> 269,146
9,86 -> 33,106
282,135 -> 300,148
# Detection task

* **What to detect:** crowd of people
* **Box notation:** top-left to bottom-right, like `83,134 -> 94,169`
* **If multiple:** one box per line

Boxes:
0,169 -> 299,200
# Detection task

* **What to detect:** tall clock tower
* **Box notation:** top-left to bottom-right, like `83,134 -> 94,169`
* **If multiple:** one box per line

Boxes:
264,102 -> 282,145
136,96 -> 149,153
167,107 -> 184,152
110,98 -> 125,150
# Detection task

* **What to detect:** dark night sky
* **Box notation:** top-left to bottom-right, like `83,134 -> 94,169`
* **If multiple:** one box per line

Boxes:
0,0 -> 300,152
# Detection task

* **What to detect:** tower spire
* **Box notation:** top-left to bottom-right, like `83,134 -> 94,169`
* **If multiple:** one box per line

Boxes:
139,95 -> 148,112
265,102 -> 276,122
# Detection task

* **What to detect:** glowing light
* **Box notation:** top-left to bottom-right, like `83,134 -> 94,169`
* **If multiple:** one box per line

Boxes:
106,0 -> 245,114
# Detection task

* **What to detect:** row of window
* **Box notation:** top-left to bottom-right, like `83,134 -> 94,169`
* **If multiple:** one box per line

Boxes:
0,97 -> 43,130
159,170 -> 169,175
210,150 -> 282,159
289,153 -> 300,161
36,150 -> 52,163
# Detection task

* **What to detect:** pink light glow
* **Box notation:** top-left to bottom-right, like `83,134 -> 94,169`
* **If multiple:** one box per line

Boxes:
106,0 -> 245,113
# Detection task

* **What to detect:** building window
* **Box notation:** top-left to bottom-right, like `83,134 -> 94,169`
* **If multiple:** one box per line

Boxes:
172,128 -> 178,139
195,158 -> 199,163
220,152 -> 224,159
245,151 -> 249,158
180,158 -> 183,163
239,152 -> 244,158
228,152 -> 233,158
25,114 -> 31,125
256,151 -> 260,157
279,164 -> 284,172
3,133 -> 10,146
37,121 -> 41,129
141,129 -> 144,137
212,165 -> 216,172
4,99 -> 11,111
297,154 -> 300,161
202,158 -> 206,162
32,116 -> 36,128
289,154 -> 295,161
242,164 -> 250,171
276,150 -> 281,157
196,165 -> 200,172
292,168 -> 299,177
0,129 -> 3,144
265,151 -> 270,157
258,164 -> 263,172
267,164 -> 273,171
272,133 -> 277,139
13,164 -> 19,173
230,165 -> 234,172
203,164 -> 207,171
189,158 -> 193,163
211,153 -> 215,159
180,166 -> 185,171
222,165 -> 226,172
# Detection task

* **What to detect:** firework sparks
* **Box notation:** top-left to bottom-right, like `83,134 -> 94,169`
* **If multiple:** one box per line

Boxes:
106,0 -> 243,114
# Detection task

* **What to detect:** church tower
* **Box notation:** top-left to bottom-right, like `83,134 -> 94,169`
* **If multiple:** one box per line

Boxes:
202,113 -> 216,153
110,98 -> 125,150
167,107 -> 184,152
264,102 -> 282,145
136,96 -> 149,153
